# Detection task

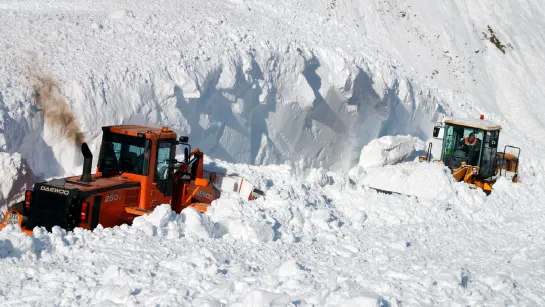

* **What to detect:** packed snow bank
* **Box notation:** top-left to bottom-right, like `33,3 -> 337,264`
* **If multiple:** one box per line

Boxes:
0,152 -> 34,213
357,135 -> 426,169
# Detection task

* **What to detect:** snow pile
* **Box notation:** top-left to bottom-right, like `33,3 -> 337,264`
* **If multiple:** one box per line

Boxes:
204,161 -> 342,245
2,159 -> 545,305
130,205 -> 220,240
0,152 -> 34,213
357,135 -> 426,169
305,167 -> 333,190
347,136 -> 459,200
351,161 -> 481,201
209,196 -> 276,244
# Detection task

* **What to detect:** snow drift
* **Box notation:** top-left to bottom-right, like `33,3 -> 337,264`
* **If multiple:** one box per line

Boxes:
1,158 -> 544,305
348,135 -> 458,200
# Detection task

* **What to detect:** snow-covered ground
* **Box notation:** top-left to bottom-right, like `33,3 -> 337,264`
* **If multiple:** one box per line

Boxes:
2,0 -> 545,305
2,157 -> 545,305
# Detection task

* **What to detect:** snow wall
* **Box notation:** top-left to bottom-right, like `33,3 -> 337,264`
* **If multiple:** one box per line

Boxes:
6,0 -> 543,207
0,22 -> 445,183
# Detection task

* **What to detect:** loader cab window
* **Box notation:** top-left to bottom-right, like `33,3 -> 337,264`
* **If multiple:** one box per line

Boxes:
479,130 -> 500,178
441,124 -> 484,169
98,131 -> 151,176
154,139 -> 176,195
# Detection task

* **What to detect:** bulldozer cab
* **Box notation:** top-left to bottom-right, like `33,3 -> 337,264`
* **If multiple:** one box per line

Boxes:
436,118 -> 502,179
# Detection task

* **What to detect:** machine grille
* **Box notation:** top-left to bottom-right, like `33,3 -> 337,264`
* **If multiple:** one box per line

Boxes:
28,190 -> 79,231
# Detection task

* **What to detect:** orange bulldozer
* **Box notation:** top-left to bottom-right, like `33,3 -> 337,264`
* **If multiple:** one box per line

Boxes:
1,124 -> 264,234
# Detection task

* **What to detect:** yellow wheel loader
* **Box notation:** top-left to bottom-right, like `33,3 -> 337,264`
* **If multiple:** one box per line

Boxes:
419,115 -> 520,195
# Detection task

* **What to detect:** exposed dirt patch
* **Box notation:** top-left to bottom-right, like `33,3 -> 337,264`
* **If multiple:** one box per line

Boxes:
484,25 -> 513,54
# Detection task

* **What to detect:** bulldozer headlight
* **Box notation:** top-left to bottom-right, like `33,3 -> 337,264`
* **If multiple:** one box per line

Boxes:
472,167 -> 478,175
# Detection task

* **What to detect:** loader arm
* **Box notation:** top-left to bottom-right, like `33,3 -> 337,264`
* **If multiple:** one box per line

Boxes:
189,148 -> 205,180
452,167 -> 469,182
170,148 -> 216,212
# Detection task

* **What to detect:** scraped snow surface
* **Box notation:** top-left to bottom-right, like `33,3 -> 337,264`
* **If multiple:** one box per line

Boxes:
2,0 -> 545,305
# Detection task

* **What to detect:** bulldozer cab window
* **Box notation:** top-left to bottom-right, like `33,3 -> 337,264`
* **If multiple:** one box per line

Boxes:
441,124 -> 484,168
98,132 -> 151,176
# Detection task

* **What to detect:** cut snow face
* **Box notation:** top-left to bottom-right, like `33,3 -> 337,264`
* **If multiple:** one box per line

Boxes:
0,0 -> 446,180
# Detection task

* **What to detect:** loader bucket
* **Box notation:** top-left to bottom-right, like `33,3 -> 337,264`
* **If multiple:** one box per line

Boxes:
204,170 -> 264,200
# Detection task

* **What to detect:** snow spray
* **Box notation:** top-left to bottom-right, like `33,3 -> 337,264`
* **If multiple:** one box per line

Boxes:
31,76 -> 86,148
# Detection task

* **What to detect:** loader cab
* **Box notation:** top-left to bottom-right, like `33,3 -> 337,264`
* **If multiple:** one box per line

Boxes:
97,128 -> 152,177
153,134 -> 192,195
438,118 -> 501,179
96,125 -> 180,206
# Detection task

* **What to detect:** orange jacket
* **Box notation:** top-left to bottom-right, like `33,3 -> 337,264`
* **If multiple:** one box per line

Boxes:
464,137 -> 477,145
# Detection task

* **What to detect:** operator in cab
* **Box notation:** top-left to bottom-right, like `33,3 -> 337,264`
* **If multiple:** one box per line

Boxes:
132,151 -> 150,174
458,132 -> 481,165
